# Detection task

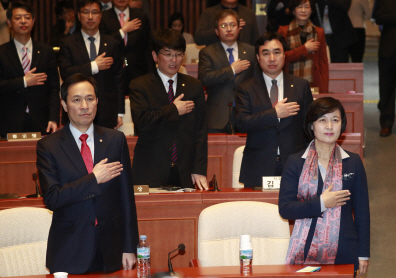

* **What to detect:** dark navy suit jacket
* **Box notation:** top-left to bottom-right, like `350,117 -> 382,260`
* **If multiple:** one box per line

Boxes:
279,149 -> 370,270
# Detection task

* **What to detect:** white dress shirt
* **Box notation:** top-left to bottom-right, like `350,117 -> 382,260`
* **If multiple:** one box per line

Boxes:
220,41 -> 238,75
114,6 -> 129,40
14,38 -> 33,88
69,122 -> 95,162
81,30 -> 100,75
157,68 -> 178,96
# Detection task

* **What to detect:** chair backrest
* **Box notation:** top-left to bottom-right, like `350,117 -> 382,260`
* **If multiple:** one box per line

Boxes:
198,201 -> 290,267
183,43 -> 205,64
232,146 -> 245,188
0,207 -> 53,277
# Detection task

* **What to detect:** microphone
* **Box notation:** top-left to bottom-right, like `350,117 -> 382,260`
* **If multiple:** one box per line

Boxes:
27,173 -> 42,198
168,243 -> 185,274
228,102 -> 235,135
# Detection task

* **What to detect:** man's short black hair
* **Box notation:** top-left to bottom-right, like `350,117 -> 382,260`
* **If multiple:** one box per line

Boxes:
255,32 -> 288,55
214,9 -> 240,28
168,12 -> 185,33
152,29 -> 186,54
6,1 -> 34,20
77,0 -> 103,12
55,0 -> 74,17
61,73 -> 98,102
304,97 -> 347,141
289,0 -> 316,17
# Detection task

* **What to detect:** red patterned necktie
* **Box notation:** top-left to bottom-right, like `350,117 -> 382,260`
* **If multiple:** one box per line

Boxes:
79,134 -> 93,173
167,80 -> 177,163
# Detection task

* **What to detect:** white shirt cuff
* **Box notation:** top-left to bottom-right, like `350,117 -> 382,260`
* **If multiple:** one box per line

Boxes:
359,257 -> 369,260
320,195 -> 327,212
23,77 -> 27,88
119,29 -> 125,39
118,114 -> 124,117
91,61 -> 99,74
230,66 -> 235,75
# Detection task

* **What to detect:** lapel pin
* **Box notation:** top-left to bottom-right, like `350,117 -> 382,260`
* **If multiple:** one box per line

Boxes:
243,51 -> 246,54
37,51 -> 40,54
291,85 -> 294,87
99,139 -> 103,142
104,43 -> 107,46
182,84 -> 185,86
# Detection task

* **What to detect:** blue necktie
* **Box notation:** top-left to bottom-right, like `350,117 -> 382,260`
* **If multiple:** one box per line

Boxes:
88,37 -> 97,62
227,48 -> 234,65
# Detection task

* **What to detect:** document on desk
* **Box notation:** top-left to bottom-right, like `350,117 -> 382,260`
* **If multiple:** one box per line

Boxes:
296,266 -> 321,272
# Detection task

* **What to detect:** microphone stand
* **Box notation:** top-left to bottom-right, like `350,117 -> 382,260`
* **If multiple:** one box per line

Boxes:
228,103 -> 235,135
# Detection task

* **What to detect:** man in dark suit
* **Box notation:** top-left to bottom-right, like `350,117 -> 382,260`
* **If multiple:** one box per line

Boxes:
312,0 -> 356,63
0,2 -> 60,138
198,9 -> 255,133
58,0 -> 125,130
195,0 -> 259,46
49,0 -> 78,48
100,0 -> 153,92
37,73 -> 139,274
373,0 -> 396,137
235,32 -> 313,188
130,29 -> 208,190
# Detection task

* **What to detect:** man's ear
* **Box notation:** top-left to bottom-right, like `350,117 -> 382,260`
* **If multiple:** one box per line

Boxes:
152,51 -> 158,63
215,28 -> 219,37
61,100 -> 68,112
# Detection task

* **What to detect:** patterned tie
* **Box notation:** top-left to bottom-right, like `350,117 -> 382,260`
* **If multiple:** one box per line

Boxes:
270,79 -> 278,107
227,48 -> 234,65
168,80 -> 177,163
88,37 -> 97,62
79,134 -> 93,173
22,46 -> 30,74
119,13 -> 127,45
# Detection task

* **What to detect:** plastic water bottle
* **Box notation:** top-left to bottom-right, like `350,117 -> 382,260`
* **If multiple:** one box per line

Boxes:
240,235 -> 253,275
137,235 -> 151,278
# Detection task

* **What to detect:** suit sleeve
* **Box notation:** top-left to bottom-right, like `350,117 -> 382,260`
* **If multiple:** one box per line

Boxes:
249,11 -> 260,46
0,52 -> 25,93
278,155 -> 322,220
57,38 -> 93,80
192,82 -> 208,176
198,48 -> 234,87
317,30 -> 329,93
118,134 -> 139,252
351,155 -> 370,257
234,82 -> 279,133
46,47 -> 61,123
37,139 -> 101,211
329,0 -> 352,13
194,10 -> 219,46
374,1 -> 396,25
111,40 -> 126,114
129,79 -> 179,131
99,13 -> 123,41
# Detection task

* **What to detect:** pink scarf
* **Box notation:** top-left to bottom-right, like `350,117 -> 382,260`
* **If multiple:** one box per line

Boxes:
285,141 -> 343,265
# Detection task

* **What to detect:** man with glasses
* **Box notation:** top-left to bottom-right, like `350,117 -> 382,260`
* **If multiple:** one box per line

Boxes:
198,9 -> 255,133
195,0 -> 259,46
0,1 -> 59,138
129,29 -> 208,190
58,0 -> 125,130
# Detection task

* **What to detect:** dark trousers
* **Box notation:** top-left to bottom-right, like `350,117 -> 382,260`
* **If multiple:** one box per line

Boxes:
87,227 -> 107,273
378,53 -> 396,129
244,157 -> 283,188
348,28 -> 366,63
326,34 -> 349,63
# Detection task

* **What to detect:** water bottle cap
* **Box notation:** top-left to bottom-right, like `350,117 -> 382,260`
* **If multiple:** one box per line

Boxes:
140,235 -> 147,240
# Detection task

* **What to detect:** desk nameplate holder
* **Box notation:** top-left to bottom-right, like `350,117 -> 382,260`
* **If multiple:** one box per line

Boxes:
7,132 -> 41,141
134,185 -> 149,195
262,176 -> 281,190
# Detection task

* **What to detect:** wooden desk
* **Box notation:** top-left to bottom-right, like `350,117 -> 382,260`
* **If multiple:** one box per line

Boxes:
7,265 -> 354,278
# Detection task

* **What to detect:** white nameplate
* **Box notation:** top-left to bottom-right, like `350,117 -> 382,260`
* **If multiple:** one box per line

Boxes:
262,176 -> 281,189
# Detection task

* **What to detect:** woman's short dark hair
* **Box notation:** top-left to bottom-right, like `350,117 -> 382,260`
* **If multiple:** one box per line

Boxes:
61,73 -> 97,102
304,97 -> 347,141
152,29 -> 186,54
168,12 -> 185,33
289,0 -> 316,17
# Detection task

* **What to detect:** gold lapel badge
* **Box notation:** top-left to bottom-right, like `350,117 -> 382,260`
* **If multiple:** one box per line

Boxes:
182,84 -> 185,86
99,139 -> 103,142
291,85 -> 294,87
104,43 -> 107,46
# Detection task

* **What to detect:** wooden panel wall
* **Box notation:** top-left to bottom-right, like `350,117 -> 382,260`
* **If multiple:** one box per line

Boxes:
24,0 -> 252,43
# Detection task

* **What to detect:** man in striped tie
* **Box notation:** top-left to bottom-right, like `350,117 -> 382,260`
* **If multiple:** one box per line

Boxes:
129,29 -> 208,190
0,1 -> 60,138
235,32 -> 313,188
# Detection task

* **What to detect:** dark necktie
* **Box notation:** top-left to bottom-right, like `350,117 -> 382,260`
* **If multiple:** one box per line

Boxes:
168,80 -> 177,163
270,79 -> 278,107
103,4 -> 108,10
79,134 -> 93,173
88,37 -> 97,62
227,48 -> 234,65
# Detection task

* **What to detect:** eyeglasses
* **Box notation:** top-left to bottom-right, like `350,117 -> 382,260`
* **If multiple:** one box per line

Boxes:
159,51 -> 185,59
79,10 -> 101,16
218,23 -> 237,29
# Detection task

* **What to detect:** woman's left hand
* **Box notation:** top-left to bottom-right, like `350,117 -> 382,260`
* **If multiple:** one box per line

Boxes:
358,259 -> 369,277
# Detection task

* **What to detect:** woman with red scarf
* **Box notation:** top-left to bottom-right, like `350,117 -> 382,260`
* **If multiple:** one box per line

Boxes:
279,97 -> 370,277
278,0 -> 329,93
